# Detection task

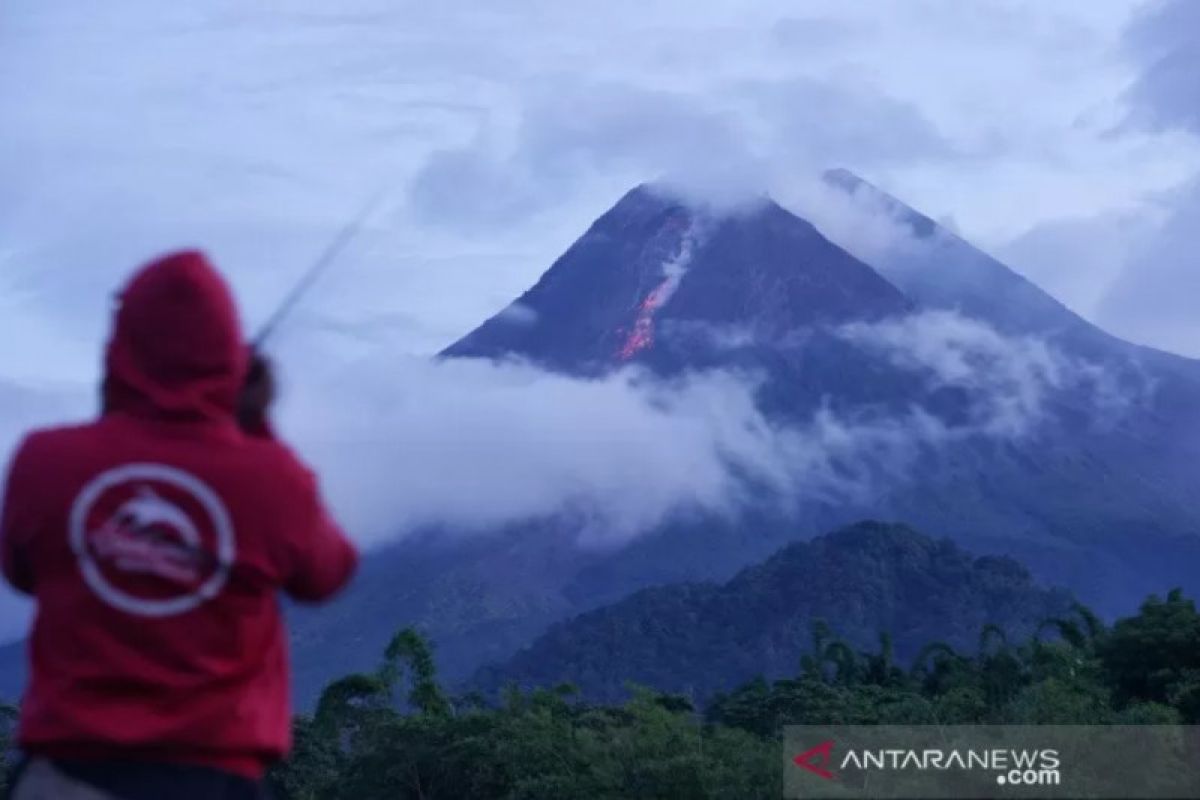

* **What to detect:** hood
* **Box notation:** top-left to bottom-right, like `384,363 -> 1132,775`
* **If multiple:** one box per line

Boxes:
103,250 -> 249,422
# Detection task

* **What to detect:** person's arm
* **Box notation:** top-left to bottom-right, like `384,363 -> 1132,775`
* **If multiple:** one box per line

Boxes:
282,465 -> 358,602
237,351 -> 357,599
1,437 -> 38,595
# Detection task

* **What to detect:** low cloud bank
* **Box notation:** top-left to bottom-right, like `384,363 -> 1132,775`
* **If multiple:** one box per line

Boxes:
838,311 -> 1134,436
0,310 -> 1141,641
277,311 -> 1136,550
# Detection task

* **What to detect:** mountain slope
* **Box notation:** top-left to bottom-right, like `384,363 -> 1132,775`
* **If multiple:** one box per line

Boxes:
286,178 -> 1200,705
818,168 -> 1200,569
445,185 -> 911,373
476,522 -> 1072,702
447,181 -> 1200,611
823,168 -> 1126,349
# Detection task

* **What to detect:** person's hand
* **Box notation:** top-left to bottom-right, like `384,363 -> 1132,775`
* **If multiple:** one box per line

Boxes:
237,350 -> 276,435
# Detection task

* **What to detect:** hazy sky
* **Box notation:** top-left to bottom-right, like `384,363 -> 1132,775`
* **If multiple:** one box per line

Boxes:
2,0 -> 1199,638
1,0 -> 1198,384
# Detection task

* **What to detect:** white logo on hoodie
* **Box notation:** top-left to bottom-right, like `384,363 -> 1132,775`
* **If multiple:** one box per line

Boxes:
69,463 -> 236,617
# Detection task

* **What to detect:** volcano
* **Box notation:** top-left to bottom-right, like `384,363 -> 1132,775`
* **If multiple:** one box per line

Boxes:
278,175 -> 1200,705
445,186 -> 911,372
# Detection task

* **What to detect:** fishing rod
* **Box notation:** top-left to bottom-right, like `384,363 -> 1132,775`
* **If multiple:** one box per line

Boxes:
252,187 -> 391,348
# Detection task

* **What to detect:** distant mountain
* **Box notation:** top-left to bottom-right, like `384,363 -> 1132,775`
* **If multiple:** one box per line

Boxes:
286,176 -> 1200,705
476,522 -> 1073,702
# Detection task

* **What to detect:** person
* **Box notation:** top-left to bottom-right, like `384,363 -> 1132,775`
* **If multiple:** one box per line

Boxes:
0,250 -> 358,799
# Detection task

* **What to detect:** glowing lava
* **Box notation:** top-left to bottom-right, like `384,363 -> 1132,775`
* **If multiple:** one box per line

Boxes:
615,222 -> 699,362
616,277 -> 676,360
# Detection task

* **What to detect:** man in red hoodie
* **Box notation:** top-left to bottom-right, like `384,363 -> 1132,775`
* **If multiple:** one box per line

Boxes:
0,251 -> 358,799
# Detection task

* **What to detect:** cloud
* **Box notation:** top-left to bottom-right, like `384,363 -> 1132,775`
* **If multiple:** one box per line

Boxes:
277,352 -> 789,547
837,311 -> 1133,437
770,17 -> 857,53
774,173 -> 933,268
996,208 -> 1159,317
1122,0 -> 1200,135
1093,176 -> 1200,356
494,302 -> 538,327
0,300 -> 1142,558
408,74 -> 951,228
408,80 -> 768,224
1045,0 -> 1200,358
0,300 -> 1135,645
739,77 -> 951,167
1108,0 -> 1200,355
265,309 -> 1131,552
0,0 -> 1186,370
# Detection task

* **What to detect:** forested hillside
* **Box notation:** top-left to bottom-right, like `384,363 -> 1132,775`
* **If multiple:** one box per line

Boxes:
476,522 -> 1072,701
266,588 -> 1200,799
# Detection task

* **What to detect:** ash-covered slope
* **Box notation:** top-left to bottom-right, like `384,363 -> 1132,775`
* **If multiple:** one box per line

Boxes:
444,185 -> 911,373
823,168 -> 1118,347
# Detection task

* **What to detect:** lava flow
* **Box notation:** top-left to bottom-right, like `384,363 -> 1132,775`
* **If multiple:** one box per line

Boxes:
616,276 -> 675,361
615,222 -> 698,362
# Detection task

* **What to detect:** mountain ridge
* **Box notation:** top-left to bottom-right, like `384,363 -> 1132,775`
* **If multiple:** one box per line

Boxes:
475,521 -> 1074,702
444,183 -> 913,374
279,173 -> 1200,705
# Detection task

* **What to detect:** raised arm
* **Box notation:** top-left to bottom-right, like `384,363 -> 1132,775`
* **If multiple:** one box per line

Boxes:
280,465 -> 358,602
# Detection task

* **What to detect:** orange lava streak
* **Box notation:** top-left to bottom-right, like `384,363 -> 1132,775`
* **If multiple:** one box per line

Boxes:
616,276 -> 675,361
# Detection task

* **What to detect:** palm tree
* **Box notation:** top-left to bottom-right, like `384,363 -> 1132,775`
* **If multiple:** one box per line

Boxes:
978,624 -> 1009,658
976,624 -> 1026,711
1035,602 -> 1106,652
800,619 -> 834,679
380,628 -> 452,718
313,673 -> 391,744
822,641 -> 860,686
863,632 -> 903,686
910,641 -> 961,692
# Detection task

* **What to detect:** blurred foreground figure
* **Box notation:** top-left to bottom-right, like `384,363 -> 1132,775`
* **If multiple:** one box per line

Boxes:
0,251 -> 358,799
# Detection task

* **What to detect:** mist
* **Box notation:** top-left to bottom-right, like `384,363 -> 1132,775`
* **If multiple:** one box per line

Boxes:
266,308 -> 1134,551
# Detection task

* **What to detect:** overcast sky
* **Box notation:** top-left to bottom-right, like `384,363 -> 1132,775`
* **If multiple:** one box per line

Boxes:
1,0 -> 1198,384
2,0 -> 1199,638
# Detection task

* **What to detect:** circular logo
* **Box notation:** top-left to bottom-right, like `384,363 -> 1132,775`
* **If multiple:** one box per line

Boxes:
68,463 -> 236,617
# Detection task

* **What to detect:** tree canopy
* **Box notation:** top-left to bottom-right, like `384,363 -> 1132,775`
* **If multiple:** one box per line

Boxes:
268,587 -> 1200,799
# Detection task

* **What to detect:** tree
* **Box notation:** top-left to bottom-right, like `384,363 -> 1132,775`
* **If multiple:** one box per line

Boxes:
1099,589 -> 1200,721
273,591 -> 1200,798
380,628 -> 452,718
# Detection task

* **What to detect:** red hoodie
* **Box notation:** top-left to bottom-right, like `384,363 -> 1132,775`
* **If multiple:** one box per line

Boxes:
0,251 -> 358,779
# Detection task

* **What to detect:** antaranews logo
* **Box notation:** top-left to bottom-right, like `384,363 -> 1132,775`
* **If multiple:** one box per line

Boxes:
786,725 -> 1200,800
793,740 -> 837,781
793,741 -> 1060,786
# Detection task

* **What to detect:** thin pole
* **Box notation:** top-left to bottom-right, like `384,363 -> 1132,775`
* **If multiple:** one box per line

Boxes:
252,188 -> 391,347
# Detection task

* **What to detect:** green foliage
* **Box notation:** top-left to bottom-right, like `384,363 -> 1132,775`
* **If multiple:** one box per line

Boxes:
1098,588 -> 1200,721
381,628 -> 452,718
270,589 -> 1200,799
